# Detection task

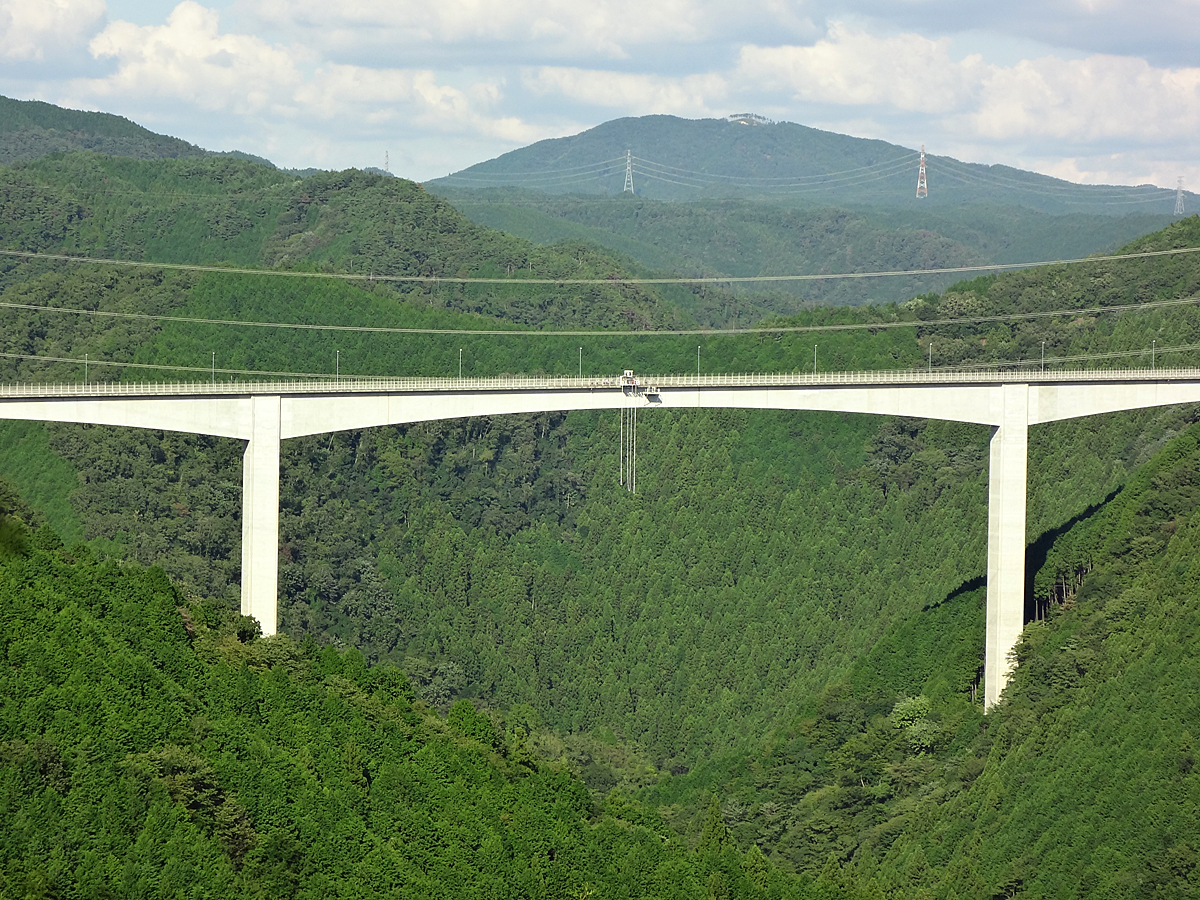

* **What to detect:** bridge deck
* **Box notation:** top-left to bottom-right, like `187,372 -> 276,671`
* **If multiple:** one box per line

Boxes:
2,366 -> 1197,398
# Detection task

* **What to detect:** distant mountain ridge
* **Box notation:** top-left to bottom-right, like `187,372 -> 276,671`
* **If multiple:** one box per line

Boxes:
0,95 -> 275,168
433,114 -> 1192,216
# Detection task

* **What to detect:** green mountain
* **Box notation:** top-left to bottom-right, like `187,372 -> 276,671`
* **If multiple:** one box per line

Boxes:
0,152 -> 705,328
3,97 -> 1179,317
0,95 -> 283,168
427,115 -> 1183,309
430,115 -> 1193,215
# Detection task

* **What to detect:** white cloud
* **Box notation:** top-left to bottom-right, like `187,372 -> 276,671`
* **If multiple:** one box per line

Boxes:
821,0 -> 1200,67
524,67 -> 728,116
737,24 -> 987,113
972,54 -> 1200,143
737,23 -> 1200,150
81,1 -> 304,114
296,64 -> 557,144
0,0 -> 105,62
53,2 -> 568,173
242,0 -> 719,61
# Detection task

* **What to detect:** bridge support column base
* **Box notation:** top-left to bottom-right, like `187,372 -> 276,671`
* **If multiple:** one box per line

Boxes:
241,395 -> 280,636
985,384 -> 1029,708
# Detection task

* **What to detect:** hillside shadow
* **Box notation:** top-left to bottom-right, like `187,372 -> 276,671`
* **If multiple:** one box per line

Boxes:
922,574 -> 985,613
1023,488 -> 1119,622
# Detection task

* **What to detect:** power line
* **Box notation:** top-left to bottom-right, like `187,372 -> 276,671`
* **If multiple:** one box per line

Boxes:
936,167 -> 1179,207
4,290 -> 1200,339
934,156 -> 1176,199
630,158 -> 915,193
436,151 -> 1178,206
9,335 -> 1200,382
3,245 -> 1198,286
436,156 -> 626,183
0,351 -> 329,379
633,157 -> 912,190
630,153 -> 918,183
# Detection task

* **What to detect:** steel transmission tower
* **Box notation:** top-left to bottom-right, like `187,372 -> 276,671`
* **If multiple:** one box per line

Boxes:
1177,177 -> 1186,215
916,145 -> 928,198
623,150 -> 634,194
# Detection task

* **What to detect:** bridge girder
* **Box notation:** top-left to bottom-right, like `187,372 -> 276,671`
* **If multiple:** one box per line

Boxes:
5,373 -> 1199,708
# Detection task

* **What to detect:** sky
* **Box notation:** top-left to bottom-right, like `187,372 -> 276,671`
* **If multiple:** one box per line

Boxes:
1,0 -> 1198,188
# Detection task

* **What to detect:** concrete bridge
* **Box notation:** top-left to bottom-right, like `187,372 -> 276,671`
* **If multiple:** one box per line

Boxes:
4,367 -> 1197,707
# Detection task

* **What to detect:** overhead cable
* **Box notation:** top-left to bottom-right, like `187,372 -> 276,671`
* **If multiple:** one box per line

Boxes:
630,153 -> 918,184
4,245 -> 1197,287
4,290 -> 1200,339
7,336 -> 1200,382
934,157 -> 1176,199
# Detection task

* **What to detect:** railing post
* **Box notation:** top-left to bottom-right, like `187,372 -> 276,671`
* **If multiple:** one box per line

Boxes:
985,383 -> 1029,708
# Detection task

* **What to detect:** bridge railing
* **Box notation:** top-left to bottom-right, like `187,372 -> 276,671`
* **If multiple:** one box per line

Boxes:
4,367 -> 1200,398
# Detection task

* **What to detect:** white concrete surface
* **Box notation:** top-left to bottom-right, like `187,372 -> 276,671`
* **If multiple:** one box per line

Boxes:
241,396 -> 280,634
986,386 -> 1030,708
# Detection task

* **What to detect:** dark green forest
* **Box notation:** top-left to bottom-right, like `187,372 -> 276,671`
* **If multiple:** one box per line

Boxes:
1,131 -> 1200,895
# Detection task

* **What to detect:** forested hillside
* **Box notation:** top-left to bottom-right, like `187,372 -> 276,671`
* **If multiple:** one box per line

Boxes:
0,517 -> 814,899
0,152 -> 712,327
641,419 -> 1200,896
4,367 -> 1198,895
434,185 -> 1174,309
0,94 -> 272,168
3,125 -> 1200,893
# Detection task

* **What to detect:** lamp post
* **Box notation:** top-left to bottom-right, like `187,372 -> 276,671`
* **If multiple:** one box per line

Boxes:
85,353 -> 88,385
1152,340 -> 1156,371
336,350 -> 340,382
579,347 -> 582,378
928,342 -> 932,373
1041,341 -> 1045,374
813,345 -> 817,375
459,348 -> 463,378
211,351 -> 215,386
697,345 -> 700,377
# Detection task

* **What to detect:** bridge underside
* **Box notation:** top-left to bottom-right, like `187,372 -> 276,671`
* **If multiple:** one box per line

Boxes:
5,375 -> 1199,708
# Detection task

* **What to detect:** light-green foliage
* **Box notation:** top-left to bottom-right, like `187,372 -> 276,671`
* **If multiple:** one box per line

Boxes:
0,539 -> 807,898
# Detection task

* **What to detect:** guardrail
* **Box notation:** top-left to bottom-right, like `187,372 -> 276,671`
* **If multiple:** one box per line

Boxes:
3,367 -> 1200,398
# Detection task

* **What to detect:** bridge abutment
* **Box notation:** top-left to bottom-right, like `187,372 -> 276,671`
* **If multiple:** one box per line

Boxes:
241,395 -> 280,635
985,384 -> 1029,707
